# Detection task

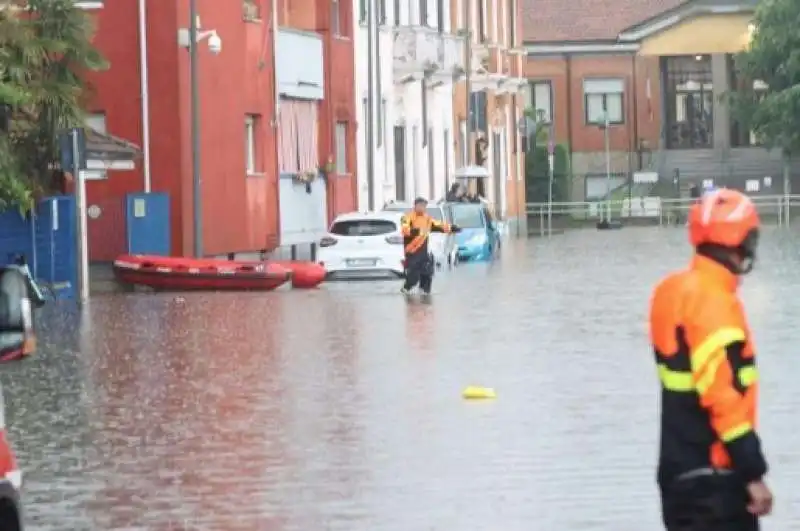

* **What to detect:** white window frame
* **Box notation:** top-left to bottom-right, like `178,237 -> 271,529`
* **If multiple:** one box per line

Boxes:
245,114 -> 257,174
84,112 -> 107,180
583,78 -> 625,125
335,121 -> 348,174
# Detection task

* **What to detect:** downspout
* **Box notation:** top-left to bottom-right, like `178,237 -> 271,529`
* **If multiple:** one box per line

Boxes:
630,53 -> 640,199
564,53 -> 573,177
271,0 -> 280,125
138,0 -> 151,192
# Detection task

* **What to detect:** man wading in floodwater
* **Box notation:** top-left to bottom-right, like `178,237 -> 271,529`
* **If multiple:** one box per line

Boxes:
400,197 -> 459,295
649,188 -> 772,530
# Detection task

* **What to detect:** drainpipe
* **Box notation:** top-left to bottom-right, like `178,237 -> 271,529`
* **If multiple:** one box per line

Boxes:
138,0 -> 151,192
564,53 -> 573,169
630,53 -> 640,199
271,0 -> 280,126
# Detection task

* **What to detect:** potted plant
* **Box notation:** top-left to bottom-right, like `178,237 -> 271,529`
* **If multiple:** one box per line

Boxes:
293,170 -> 316,193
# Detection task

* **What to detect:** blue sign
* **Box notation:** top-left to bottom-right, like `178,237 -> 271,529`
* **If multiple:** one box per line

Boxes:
58,128 -> 86,174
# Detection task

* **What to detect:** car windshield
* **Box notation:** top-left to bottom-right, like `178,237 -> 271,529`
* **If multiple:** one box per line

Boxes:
330,219 -> 397,236
451,205 -> 485,229
426,207 -> 443,221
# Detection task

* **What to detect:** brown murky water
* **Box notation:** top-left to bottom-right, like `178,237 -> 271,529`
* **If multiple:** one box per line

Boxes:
2,226 -> 798,530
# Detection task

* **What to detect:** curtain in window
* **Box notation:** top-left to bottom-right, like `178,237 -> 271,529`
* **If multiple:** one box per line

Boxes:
278,99 -> 319,174
278,100 -> 298,174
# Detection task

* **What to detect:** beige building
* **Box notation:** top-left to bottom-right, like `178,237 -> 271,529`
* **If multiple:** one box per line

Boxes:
451,0 -> 528,233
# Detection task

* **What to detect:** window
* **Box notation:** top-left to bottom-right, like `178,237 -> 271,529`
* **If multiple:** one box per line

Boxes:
436,0 -> 444,32
330,219 -> 397,236
335,121 -> 348,174
528,81 -> 552,123
359,0 -> 366,23
583,78 -> 624,125
508,0 -> 516,47
84,112 -> 107,180
458,119 -> 467,166
663,56 -> 712,149
378,0 -> 386,24
419,0 -> 428,26
729,55 -> 768,147
478,0 -> 487,42
332,0 -> 341,35
393,0 -> 400,25
245,114 -> 259,174
243,0 -> 260,21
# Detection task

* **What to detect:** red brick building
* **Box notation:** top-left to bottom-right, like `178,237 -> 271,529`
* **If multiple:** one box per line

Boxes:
521,0 -> 796,201
82,0 -> 356,260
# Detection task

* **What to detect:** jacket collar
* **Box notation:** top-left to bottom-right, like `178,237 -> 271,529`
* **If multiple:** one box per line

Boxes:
690,254 -> 738,292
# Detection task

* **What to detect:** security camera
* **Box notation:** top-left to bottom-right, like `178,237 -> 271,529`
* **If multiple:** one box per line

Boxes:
207,33 -> 222,55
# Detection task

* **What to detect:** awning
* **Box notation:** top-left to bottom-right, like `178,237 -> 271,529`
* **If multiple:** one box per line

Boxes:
83,127 -> 141,171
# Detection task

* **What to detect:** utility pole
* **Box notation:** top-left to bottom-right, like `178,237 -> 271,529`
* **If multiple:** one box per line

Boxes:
463,0 -> 472,166
189,0 -> 203,257
366,0 -> 376,210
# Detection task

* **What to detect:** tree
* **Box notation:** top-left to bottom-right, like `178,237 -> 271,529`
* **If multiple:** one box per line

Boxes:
523,107 -> 571,203
0,0 -> 107,213
730,0 -> 800,160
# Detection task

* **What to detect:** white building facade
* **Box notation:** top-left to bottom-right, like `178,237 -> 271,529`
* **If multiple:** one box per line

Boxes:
354,0 -> 465,210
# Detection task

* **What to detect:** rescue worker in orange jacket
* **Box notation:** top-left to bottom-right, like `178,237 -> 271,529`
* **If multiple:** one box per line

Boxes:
649,188 -> 771,530
400,197 -> 460,295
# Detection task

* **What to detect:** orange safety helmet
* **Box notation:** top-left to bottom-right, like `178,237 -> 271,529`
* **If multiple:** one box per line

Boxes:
688,188 -> 760,249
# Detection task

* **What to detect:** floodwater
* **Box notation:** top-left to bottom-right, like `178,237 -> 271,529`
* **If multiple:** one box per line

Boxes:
3,226 -> 799,530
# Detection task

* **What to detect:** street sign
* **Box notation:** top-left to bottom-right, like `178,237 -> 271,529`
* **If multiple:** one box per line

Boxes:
58,128 -> 86,174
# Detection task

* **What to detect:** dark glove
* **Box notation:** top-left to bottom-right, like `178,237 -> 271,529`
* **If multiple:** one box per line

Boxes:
450,224 -> 462,233
409,228 -> 420,236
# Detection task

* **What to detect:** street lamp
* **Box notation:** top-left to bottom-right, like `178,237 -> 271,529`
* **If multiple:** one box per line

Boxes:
178,3 -> 222,258
535,108 -> 555,237
597,111 -> 613,228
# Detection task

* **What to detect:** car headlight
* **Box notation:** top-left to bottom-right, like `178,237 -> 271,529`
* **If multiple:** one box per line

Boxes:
467,233 -> 487,245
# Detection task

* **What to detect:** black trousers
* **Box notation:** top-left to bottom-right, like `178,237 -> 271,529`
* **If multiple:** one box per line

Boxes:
661,473 -> 759,531
403,254 -> 433,292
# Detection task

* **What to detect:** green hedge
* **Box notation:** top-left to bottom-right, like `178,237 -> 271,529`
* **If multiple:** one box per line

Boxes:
524,143 -> 570,203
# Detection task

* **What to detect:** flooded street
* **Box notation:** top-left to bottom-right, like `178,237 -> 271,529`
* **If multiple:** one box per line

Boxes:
3,226 -> 800,530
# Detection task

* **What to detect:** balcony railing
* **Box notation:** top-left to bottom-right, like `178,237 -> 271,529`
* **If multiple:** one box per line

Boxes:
393,26 -> 465,83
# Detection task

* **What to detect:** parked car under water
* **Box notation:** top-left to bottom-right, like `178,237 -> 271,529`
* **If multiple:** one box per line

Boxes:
450,203 -> 500,261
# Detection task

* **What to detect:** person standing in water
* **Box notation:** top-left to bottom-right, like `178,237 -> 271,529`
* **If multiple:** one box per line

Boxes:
400,197 -> 460,295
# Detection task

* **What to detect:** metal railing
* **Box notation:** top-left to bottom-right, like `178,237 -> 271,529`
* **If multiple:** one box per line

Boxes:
525,194 -> 799,237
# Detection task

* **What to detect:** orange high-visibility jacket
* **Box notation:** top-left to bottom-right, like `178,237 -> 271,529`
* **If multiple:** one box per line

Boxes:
649,254 -> 767,487
400,212 -> 451,258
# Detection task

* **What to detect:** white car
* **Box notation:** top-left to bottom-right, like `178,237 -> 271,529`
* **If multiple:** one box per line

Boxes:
318,211 -> 406,279
382,200 -> 458,267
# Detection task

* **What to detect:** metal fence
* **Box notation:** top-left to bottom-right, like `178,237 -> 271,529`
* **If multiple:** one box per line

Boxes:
526,194 -> 798,237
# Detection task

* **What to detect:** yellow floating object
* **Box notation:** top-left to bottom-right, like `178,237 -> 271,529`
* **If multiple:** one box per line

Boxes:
462,386 -> 496,400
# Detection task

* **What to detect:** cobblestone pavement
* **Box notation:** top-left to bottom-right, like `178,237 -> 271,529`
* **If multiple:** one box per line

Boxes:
2,226 -> 797,530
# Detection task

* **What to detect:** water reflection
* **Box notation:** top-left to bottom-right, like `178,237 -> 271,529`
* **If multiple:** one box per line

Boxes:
1,227 -> 798,529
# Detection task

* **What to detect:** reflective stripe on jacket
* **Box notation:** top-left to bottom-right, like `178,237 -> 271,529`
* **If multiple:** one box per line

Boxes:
400,212 -> 451,258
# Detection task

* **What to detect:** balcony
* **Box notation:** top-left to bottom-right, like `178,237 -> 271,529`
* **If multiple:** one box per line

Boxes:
393,26 -> 465,84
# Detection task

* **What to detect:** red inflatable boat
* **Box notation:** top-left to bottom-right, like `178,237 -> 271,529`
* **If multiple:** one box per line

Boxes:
113,255 -> 291,291
271,261 -> 326,289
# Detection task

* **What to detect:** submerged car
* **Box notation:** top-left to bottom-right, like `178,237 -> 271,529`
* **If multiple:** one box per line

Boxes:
382,200 -> 457,267
451,203 -> 500,261
317,211 -> 406,279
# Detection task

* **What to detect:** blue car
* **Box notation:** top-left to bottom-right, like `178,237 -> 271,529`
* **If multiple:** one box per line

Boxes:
450,203 -> 500,262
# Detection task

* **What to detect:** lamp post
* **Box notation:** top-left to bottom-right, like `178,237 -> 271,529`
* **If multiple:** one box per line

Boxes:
601,111 -> 612,223
178,5 -> 222,257
536,109 -> 554,237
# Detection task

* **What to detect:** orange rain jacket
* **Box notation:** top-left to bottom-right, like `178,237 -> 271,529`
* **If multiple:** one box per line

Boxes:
400,212 -> 452,259
649,254 -> 767,488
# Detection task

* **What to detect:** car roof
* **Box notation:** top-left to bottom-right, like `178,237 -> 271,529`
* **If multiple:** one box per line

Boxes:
331,210 -> 405,223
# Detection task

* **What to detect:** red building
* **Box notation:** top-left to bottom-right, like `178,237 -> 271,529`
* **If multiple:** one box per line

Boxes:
82,0 -> 356,261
